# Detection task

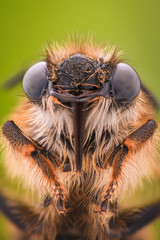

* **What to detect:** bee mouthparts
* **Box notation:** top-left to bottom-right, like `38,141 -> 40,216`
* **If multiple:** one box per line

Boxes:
73,102 -> 85,172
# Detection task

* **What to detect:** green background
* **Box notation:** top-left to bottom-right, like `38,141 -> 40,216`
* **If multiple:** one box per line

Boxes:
0,0 -> 160,239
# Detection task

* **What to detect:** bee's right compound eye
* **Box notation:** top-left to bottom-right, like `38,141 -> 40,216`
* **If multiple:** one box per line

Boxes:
23,62 -> 48,99
111,63 -> 141,101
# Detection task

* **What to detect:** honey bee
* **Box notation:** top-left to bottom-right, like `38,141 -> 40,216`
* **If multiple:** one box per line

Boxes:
0,40 -> 160,240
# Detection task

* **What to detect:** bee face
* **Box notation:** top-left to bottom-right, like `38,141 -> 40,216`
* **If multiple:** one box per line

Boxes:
23,47 -> 141,104
1,40 -> 160,240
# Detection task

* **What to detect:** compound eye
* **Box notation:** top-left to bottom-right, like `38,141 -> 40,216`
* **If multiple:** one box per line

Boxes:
111,63 -> 141,101
23,62 -> 48,99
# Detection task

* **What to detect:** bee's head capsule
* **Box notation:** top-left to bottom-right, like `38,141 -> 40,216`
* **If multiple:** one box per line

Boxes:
48,54 -> 113,103
56,54 -> 100,95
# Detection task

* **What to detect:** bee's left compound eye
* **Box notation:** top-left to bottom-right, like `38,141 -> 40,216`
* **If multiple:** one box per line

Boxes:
23,62 -> 48,99
111,63 -> 141,101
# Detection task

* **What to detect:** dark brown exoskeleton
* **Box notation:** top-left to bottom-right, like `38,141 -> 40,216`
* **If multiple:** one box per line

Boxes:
1,41 -> 160,240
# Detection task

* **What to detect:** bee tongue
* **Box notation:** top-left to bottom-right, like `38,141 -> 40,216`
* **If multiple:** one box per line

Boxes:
72,102 -> 85,172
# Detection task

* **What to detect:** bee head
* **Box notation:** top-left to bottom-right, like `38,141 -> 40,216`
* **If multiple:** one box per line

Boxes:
23,45 -> 141,104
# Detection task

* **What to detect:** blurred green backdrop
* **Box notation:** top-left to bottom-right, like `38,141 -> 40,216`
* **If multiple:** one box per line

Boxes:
0,0 -> 160,239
